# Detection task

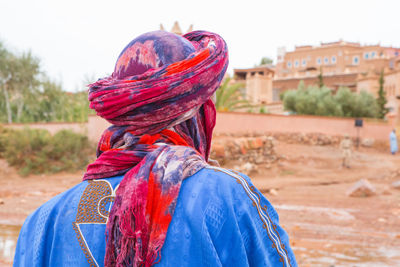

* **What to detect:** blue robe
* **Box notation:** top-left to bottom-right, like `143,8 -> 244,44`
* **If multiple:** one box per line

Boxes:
14,167 -> 297,267
390,131 -> 398,154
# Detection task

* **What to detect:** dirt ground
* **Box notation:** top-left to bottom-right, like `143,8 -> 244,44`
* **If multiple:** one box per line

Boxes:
1,141 -> 400,266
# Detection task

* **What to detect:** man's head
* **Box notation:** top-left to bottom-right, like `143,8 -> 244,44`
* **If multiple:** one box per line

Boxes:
89,30 -> 228,159
114,31 -> 196,79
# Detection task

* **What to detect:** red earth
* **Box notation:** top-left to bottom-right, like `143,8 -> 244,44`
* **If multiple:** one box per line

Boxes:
1,141 -> 400,266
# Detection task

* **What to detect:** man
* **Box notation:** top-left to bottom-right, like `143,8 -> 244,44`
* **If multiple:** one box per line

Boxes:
390,129 -> 398,155
340,135 -> 352,168
14,30 -> 297,266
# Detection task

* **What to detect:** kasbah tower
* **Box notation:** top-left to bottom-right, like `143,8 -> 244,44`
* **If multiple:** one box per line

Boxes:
233,40 -> 400,123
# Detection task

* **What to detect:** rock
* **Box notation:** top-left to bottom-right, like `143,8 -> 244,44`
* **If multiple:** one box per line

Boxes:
382,186 -> 392,195
0,198 -> 4,205
392,180 -> 400,190
233,165 -> 241,171
269,188 -> 278,196
252,138 -> 263,149
361,138 -> 375,147
210,135 -> 277,166
378,218 -> 386,223
239,141 -> 247,155
241,162 -> 256,175
279,155 -> 288,160
255,157 -> 264,164
346,179 -> 376,197
211,143 -> 225,158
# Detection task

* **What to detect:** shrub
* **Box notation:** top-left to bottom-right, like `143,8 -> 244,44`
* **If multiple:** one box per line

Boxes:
3,128 -> 93,176
0,126 -> 11,156
282,84 -> 379,118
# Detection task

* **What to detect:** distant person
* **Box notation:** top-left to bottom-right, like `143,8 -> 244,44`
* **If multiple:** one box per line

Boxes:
390,129 -> 398,155
340,135 -> 352,168
14,31 -> 297,266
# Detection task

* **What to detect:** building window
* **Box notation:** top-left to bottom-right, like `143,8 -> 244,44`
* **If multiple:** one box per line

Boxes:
316,57 -> 321,65
287,61 -> 292,68
364,52 -> 369,59
371,51 -> 376,58
331,56 -> 336,64
294,60 -> 299,68
353,56 -> 359,65
302,59 -> 306,67
324,57 -> 329,64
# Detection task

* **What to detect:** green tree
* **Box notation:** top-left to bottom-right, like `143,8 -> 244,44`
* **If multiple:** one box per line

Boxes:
354,91 -> 379,118
0,42 -> 15,123
0,40 -> 90,123
282,84 -> 378,118
259,106 -> 267,114
259,57 -> 273,65
0,42 -> 41,123
298,80 -> 305,90
376,70 -> 389,119
334,87 -> 356,117
215,77 -> 252,111
317,67 -> 324,88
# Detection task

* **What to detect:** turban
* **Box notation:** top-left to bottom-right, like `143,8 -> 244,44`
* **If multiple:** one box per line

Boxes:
89,30 -> 228,137
84,30 -> 229,266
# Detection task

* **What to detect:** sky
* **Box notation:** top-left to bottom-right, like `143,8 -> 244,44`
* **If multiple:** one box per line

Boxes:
1,0 -> 400,91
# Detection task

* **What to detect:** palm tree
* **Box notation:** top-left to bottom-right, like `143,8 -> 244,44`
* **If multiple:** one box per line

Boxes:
215,77 -> 254,112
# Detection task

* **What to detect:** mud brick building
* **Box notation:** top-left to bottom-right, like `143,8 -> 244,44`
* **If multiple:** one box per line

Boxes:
233,40 -> 400,122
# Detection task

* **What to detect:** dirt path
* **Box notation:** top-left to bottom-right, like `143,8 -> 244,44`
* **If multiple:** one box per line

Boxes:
250,143 -> 400,267
1,142 -> 400,266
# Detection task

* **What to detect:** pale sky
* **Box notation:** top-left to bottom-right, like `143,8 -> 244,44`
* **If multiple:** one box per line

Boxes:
1,0 -> 399,91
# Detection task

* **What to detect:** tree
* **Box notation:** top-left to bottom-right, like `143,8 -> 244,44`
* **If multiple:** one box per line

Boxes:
259,57 -> 273,65
298,80 -> 305,90
334,87 -> 356,117
215,78 -> 253,112
0,42 -> 41,123
11,52 -> 41,123
0,42 -> 14,123
281,84 -> 378,118
0,40 -> 92,123
259,106 -> 267,114
317,67 -> 324,88
376,70 -> 389,119
354,91 -> 379,118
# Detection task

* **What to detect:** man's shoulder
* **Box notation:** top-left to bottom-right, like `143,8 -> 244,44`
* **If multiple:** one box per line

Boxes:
23,180 -> 89,225
24,176 -> 124,226
182,166 -> 256,204
190,166 -> 251,187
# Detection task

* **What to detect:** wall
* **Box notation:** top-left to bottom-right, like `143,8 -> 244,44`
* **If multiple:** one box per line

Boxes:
384,70 -> 400,115
3,122 -> 87,135
357,76 -> 379,96
88,115 -> 111,142
265,103 -> 284,114
3,113 -> 392,143
214,112 -> 392,142
86,113 -> 392,143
